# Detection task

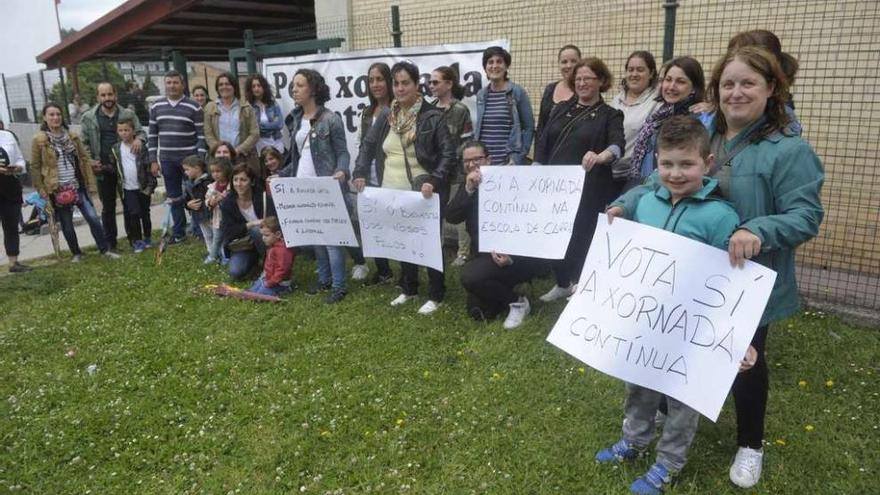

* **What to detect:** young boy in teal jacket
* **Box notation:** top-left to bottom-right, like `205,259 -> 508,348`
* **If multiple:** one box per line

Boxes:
595,116 -> 740,495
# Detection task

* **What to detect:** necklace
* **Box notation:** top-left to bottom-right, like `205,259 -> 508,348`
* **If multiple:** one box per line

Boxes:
567,100 -> 602,119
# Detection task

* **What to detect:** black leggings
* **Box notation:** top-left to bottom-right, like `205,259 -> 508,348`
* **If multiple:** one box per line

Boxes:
0,200 -> 20,257
732,324 -> 769,448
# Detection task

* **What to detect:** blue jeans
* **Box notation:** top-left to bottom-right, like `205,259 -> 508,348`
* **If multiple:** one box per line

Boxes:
54,187 -> 110,255
248,276 -> 291,297
314,245 -> 347,291
227,227 -> 265,280
160,157 -> 187,238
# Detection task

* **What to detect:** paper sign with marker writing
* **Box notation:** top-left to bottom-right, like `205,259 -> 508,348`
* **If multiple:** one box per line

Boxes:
270,177 -> 358,248
357,187 -> 443,272
546,214 -> 776,421
478,165 -> 585,259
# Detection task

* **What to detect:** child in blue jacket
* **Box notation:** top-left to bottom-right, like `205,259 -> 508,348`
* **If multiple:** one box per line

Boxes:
596,116 -> 740,494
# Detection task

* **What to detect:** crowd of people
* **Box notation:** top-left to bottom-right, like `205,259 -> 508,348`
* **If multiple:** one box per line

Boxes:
0,29 -> 825,494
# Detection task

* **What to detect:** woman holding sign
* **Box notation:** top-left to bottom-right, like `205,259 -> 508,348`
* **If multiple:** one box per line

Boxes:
353,61 -> 456,315
279,69 -> 351,304
447,140 -> 545,328
534,57 -> 625,303
609,46 -> 824,488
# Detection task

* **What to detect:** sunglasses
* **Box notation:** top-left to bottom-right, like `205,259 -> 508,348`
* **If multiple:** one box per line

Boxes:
428,80 -> 448,86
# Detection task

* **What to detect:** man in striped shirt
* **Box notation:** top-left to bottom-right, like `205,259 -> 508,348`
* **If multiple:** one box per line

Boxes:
148,70 -> 206,241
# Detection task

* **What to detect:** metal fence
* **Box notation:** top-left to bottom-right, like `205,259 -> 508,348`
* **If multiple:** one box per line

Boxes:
1,0 -> 877,320
1,69 -> 64,124
334,0 -> 880,319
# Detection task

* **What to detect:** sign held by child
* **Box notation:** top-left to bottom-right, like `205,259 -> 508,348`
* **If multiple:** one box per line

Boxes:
270,177 -> 359,247
547,214 -> 776,421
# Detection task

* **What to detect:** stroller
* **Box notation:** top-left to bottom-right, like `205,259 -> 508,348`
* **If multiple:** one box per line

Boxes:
20,191 -> 48,235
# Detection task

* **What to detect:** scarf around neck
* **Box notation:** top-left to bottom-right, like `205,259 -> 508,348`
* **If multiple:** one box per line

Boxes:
628,93 -> 697,178
388,98 -> 422,147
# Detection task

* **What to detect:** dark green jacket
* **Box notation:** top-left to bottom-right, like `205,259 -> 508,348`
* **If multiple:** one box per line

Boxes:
110,140 -> 156,198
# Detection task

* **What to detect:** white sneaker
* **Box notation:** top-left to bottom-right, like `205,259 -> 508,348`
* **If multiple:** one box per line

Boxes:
71,254 -> 82,263
417,300 -> 442,314
729,447 -> 763,488
351,264 -> 370,281
390,294 -> 416,306
503,296 -> 530,329
103,251 -> 121,259
539,284 -> 574,302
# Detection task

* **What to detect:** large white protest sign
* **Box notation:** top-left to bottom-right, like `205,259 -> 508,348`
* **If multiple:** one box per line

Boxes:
357,187 -> 443,271
270,177 -> 358,248
546,214 -> 776,421
263,40 -> 508,160
478,165 -> 585,259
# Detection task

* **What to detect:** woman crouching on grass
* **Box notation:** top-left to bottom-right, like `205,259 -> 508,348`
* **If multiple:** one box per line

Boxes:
219,164 -> 264,280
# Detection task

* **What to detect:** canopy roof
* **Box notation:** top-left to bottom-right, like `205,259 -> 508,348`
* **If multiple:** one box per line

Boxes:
37,0 -> 316,67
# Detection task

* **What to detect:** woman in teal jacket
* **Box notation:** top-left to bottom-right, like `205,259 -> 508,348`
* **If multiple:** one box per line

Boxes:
609,46 -> 824,489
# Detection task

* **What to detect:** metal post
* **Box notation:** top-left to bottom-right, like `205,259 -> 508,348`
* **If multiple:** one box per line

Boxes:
229,53 -> 239,79
244,29 -> 257,76
662,0 -> 679,62
130,67 -> 135,82
102,61 -> 110,81
39,69 -> 48,103
172,50 -> 189,94
26,73 -> 38,123
58,67 -> 70,124
391,5 -> 402,48
1,73 -> 12,123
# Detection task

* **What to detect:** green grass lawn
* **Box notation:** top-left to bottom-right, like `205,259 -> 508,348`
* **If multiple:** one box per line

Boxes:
1,242 -> 878,494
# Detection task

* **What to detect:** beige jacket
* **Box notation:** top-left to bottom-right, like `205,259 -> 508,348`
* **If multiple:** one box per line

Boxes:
31,130 -> 97,197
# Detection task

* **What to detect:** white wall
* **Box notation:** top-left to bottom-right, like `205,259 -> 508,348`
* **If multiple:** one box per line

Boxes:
0,0 -> 62,123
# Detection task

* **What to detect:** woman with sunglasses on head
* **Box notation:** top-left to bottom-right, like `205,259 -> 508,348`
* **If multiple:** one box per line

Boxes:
430,65 -> 473,267
353,61 -> 456,315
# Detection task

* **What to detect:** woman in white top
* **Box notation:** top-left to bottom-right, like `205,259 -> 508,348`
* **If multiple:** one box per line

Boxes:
609,50 -> 661,187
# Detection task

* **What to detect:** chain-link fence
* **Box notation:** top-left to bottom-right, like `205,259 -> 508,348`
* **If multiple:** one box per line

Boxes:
0,0 -> 877,319
333,0 -> 880,319
1,69 -> 64,124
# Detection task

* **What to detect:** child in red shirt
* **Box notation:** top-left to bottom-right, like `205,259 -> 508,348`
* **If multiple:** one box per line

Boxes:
247,216 -> 294,296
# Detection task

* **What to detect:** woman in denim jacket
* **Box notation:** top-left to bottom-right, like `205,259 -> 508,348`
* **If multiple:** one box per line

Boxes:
279,69 -> 351,304
245,74 -> 285,154
473,46 -> 535,165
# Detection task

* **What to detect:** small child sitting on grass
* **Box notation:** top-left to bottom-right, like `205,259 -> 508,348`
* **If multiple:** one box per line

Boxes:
246,216 -> 294,297
598,116 -> 741,494
182,155 -> 215,263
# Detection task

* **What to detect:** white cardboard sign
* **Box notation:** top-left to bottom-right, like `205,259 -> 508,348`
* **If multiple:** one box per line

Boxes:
269,177 -> 358,248
357,187 -> 443,272
478,165 -> 585,259
546,214 -> 777,421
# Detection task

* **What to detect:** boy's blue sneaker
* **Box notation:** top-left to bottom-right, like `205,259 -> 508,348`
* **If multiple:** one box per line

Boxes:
142,238 -> 153,249
132,240 -> 145,254
630,462 -> 672,495
596,438 -> 642,464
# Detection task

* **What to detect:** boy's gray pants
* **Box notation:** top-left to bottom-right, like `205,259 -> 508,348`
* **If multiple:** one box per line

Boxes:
622,383 -> 700,472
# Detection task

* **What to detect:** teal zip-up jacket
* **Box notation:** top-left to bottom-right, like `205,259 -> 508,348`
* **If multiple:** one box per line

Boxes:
612,119 -> 825,326
633,176 -> 739,251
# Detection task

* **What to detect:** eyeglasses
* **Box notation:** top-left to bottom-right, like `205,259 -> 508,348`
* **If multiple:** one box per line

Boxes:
575,76 -> 599,84
463,156 -> 488,165
428,80 -> 446,86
